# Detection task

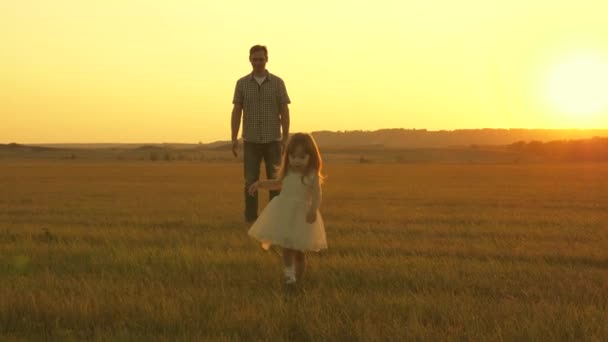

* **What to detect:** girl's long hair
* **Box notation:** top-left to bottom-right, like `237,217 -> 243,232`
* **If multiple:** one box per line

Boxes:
276,133 -> 324,183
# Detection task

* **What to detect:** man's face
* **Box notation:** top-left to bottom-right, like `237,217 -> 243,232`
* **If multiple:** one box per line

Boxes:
249,50 -> 268,73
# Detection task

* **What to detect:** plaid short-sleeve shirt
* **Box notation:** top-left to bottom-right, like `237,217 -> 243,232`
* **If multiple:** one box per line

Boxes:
233,71 -> 291,143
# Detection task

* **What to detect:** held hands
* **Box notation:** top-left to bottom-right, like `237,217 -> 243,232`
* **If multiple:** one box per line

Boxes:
248,181 -> 260,196
306,209 -> 317,224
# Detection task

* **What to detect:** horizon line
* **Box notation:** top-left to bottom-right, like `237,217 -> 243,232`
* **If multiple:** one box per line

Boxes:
7,127 -> 608,145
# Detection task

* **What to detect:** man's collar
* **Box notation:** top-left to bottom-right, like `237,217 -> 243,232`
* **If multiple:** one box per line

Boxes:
249,70 -> 271,81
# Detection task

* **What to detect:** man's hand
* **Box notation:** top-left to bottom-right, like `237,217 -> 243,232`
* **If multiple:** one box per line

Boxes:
281,136 -> 289,152
232,139 -> 239,157
248,181 -> 260,196
306,209 -> 317,224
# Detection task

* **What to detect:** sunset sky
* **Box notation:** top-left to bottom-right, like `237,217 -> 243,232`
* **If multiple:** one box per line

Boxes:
2,0 -> 608,143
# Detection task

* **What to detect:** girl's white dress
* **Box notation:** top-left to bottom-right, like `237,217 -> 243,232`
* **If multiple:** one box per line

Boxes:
248,170 -> 327,252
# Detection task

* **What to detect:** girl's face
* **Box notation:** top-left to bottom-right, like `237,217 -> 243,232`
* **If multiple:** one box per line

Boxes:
288,145 -> 310,169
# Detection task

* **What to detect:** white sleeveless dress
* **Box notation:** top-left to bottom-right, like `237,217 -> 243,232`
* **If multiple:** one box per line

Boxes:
248,170 -> 327,252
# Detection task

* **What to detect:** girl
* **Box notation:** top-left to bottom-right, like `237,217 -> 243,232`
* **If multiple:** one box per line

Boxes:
247,133 -> 327,285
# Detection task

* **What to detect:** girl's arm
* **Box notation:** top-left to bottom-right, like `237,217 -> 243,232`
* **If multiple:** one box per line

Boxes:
306,173 -> 322,223
258,179 -> 282,190
309,174 -> 322,212
248,179 -> 282,196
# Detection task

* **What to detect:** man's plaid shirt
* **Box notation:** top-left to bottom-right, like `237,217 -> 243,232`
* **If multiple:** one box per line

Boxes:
233,71 -> 291,143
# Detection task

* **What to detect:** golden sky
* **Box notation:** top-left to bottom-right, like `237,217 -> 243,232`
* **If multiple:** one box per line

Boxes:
2,0 -> 608,143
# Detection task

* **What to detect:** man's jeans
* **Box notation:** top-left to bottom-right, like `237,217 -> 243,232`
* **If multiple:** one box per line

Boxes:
244,141 -> 282,223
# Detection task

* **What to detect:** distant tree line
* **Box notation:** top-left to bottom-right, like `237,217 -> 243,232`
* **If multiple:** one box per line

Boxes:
507,137 -> 608,161
149,151 -> 193,161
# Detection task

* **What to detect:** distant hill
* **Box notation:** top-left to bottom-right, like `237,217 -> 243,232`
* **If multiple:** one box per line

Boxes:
309,128 -> 608,148
5,128 -> 607,163
4,132 -> 608,163
29,143 -> 198,150
507,136 -> 608,161
0,143 -> 60,152
23,128 -> 608,150
201,128 -> 608,149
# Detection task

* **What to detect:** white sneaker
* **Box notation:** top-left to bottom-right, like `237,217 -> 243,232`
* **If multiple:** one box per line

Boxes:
284,276 -> 296,285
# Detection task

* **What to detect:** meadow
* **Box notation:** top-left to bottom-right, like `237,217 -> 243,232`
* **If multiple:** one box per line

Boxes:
1,160 -> 607,341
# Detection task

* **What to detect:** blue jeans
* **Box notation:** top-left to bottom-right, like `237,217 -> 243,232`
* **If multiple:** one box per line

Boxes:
243,141 -> 282,223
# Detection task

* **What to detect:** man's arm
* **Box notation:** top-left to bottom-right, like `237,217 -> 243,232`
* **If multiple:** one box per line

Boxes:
278,78 -> 291,147
280,103 -> 290,147
231,103 -> 243,157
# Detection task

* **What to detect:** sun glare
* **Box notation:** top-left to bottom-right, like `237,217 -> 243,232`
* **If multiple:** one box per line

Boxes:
545,52 -> 608,119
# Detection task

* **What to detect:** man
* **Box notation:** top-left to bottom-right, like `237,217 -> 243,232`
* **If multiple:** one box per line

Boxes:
231,45 -> 290,224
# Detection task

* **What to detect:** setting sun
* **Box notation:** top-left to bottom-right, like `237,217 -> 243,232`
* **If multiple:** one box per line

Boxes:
545,52 -> 608,119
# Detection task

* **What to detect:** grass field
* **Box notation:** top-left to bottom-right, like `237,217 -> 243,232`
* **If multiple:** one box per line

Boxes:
1,160 -> 607,341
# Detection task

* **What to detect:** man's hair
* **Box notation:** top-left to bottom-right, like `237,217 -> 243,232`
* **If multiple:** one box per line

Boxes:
249,45 -> 268,57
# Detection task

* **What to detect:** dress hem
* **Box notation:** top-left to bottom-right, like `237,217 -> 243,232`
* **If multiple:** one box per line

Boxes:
248,235 -> 327,252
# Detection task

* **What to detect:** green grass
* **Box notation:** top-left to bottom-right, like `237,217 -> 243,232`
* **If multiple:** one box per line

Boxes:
1,161 -> 607,341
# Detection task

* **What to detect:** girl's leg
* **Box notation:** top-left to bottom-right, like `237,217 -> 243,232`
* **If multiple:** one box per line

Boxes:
282,248 -> 295,267
282,248 -> 296,283
295,251 -> 306,281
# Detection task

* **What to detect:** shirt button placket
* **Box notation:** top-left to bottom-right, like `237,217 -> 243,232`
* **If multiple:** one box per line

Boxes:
258,82 -> 263,142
